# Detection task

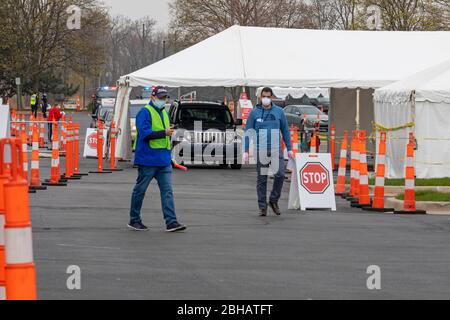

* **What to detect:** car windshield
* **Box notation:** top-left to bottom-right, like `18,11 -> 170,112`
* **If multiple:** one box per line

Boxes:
180,107 -> 233,125
299,107 -> 323,115
130,105 -> 146,118
99,107 -> 113,119
97,90 -> 117,99
317,97 -> 330,104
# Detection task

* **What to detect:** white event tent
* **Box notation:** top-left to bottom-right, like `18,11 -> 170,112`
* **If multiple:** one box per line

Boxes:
114,25 -> 450,160
374,59 -> 450,179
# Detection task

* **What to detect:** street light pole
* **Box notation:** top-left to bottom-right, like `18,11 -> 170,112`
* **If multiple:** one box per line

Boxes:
16,77 -> 22,111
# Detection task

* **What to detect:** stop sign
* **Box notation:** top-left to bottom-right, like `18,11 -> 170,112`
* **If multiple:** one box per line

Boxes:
87,132 -> 98,149
300,163 -> 330,194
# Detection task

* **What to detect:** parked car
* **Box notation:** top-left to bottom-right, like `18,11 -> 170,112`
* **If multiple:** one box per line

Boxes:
91,105 -> 114,128
284,105 -> 329,132
170,101 -> 243,169
310,96 -> 330,114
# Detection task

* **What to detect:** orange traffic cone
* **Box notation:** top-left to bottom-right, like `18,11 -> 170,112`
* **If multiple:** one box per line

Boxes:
364,132 -> 394,212
310,129 -> 318,153
347,130 -> 360,201
90,120 -> 112,174
0,143 -> 7,300
60,115 -> 67,156
29,123 -> 47,191
330,124 -> 336,171
106,121 -> 123,172
63,123 -> 80,181
395,133 -> 427,215
335,131 -> 348,196
19,128 -> 36,194
43,122 -> 67,187
2,138 -> 37,300
292,125 -> 299,156
73,124 -> 88,177
39,115 -> 45,148
352,130 -> 371,208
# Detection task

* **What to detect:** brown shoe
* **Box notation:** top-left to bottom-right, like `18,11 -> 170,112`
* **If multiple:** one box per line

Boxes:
259,208 -> 268,217
269,201 -> 282,216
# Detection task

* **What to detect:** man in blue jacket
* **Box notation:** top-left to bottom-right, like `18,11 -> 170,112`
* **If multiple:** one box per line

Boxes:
244,87 -> 294,217
129,86 -> 186,232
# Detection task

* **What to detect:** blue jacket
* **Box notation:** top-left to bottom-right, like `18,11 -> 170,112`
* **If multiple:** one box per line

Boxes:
134,102 -> 172,167
244,103 -> 291,152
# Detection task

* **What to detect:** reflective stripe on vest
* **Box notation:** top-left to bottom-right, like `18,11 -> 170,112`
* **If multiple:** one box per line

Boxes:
133,105 -> 171,151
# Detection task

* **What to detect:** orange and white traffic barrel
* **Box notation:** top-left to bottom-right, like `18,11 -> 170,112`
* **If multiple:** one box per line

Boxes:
2,138 -> 37,300
73,124 -> 88,177
39,115 -> 45,148
395,133 -> 426,215
335,131 -> 348,196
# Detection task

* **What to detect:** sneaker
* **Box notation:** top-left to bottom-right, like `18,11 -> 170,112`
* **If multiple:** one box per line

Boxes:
269,201 -> 282,216
259,208 -> 268,217
166,222 -> 187,233
128,222 -> 149,231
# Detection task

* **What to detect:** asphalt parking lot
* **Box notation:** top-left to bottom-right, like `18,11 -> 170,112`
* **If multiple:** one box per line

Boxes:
30,113 -> 450,300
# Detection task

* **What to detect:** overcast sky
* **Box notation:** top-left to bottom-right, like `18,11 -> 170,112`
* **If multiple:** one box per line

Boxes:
102,0 -> 171,29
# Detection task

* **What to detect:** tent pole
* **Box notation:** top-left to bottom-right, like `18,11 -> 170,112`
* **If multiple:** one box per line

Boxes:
356,88 -> 361,130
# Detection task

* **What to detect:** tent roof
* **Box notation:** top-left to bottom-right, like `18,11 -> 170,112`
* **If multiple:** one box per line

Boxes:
375,59 -> 450,103
121,25 -> 450,89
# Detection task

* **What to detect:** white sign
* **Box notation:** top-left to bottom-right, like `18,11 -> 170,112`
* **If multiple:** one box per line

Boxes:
83,128 -> 107,158
101,99 -> 116,108
0,105 -> 10,138
288,153 -> 337,211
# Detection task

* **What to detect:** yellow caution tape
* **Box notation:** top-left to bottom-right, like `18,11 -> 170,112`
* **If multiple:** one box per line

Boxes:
373,121 -> 415,132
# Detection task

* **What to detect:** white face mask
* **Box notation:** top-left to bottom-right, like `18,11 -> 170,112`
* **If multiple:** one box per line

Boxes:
261,97 -> 272,107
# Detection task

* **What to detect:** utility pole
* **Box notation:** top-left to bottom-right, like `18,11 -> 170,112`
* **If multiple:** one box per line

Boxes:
163,40 -> 166,59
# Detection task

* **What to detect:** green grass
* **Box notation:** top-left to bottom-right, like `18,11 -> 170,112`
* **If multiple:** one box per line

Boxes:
396,191 -> 450,202
368,177 -> 450,187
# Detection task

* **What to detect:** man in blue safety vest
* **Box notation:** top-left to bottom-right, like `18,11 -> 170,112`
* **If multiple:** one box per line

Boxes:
128,86 -> 186,233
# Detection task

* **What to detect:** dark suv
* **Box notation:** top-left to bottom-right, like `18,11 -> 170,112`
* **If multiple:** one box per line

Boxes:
171,101 -> 243,169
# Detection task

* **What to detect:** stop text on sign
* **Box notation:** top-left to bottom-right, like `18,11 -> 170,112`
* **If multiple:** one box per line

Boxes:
300,162 -> 331,194
87,133 -> 97,149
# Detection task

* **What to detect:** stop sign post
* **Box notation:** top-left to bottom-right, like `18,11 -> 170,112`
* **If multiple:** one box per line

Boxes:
289,154 -> 337,211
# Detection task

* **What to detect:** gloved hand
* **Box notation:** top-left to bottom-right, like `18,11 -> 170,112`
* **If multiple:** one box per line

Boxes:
243,152 -> 250,164
288,151 -> 296,160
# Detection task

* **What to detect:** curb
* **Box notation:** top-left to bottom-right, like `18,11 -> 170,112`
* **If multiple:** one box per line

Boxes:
385,198 -> 450,215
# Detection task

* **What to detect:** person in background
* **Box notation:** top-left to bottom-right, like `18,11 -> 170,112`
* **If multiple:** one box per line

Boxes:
243,87 -> 294,217
47,104 -> 64,144
30,92 -> 39,118
42,94 -> 48,118
128,86 -> 186,233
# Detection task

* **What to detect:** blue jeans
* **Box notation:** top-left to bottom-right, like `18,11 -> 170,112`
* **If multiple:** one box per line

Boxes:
256,150 -> 286,210
130,166 -> 178,226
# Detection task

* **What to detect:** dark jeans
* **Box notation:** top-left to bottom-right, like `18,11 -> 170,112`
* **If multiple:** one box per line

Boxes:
130,166 -> 178,226
31,105 -> 38,118
256,150 -> 286,210
47,123 -> 53,143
